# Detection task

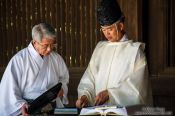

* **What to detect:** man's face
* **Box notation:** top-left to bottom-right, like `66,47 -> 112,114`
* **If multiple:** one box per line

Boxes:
33,37 -> 56,56
101,22 -> 124,42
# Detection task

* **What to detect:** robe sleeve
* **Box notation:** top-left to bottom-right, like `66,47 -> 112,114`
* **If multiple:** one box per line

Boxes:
77,42 -> 103,105
0,56 -> 26,115
77,64 -> 96,105
107,46 -> 153,106
56,56 -> 69,106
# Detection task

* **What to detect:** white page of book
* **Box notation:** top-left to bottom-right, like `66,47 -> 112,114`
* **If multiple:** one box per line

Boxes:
80,106 -> 127,116
104,107 -> 127,115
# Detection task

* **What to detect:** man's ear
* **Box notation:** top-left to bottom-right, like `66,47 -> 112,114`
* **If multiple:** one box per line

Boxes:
119,22 -> 124,31
32,40 -> 37,44
32,40 -> 37,47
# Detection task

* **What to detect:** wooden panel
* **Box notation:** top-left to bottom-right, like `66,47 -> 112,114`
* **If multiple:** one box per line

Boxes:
0,0 -> 103,68
0,0 -> 142,68
67,67 -> 85,107
151,76 -> 175,114
118,0 -> 140,41
145,0 -> 175,114
169,0 -> 175,66
0,0 -> 6,67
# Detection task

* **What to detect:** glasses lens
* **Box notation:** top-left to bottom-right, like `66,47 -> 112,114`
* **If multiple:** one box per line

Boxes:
38,42 -> 57,50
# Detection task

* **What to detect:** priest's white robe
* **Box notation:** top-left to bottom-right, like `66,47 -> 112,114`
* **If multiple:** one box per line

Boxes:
78,36 -> 152,106
0,42 -> 69,116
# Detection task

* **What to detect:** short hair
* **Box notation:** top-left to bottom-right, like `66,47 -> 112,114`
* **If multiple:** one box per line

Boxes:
32,23 -> 56,42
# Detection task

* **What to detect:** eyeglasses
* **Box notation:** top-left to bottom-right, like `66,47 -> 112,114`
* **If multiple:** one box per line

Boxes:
37,42 -> 57,50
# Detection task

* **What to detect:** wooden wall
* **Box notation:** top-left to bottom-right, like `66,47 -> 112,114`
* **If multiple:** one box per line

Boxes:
0,0 -> 102,68
0,0 -> 141,69
144,0 -> 175,114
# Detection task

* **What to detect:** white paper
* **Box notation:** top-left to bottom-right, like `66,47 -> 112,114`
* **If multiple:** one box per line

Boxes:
80,106 -> 127,116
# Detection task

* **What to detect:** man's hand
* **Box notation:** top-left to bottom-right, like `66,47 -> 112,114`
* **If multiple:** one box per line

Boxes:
94,90 -> 109,106
21,103 -> 29,116
57,88 -> 64,98
76,95 -> 89,108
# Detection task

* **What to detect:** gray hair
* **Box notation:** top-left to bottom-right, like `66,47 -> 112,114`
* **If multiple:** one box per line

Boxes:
32,23 -> 56,42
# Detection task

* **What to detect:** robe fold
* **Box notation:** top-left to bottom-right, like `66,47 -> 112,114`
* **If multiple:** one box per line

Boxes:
78,35 -> 152,106
0,42 -> 69,116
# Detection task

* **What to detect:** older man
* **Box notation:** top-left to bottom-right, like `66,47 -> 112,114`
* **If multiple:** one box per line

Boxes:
76,0 -> 152,108
0,23 -> 69,115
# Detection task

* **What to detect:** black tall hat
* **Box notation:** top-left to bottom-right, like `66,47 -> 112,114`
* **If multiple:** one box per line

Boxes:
97,0 -> 124,26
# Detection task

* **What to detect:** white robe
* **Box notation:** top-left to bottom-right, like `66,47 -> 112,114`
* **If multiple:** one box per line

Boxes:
78,35 -> 152,106
0,42 -> 69,116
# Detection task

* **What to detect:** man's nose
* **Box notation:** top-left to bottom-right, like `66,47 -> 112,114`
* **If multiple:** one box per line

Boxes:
46,46 -> 52,52
106,31 -> 110,35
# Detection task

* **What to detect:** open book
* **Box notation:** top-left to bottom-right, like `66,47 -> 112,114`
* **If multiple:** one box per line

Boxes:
27,83 -> 62,114
79,105 -> 127,116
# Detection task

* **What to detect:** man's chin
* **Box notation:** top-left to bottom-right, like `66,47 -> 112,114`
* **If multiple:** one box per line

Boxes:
108,39 -> 115,42
44,53 -> 50,56
108,39 -> 120,42
107,38 -> 116,42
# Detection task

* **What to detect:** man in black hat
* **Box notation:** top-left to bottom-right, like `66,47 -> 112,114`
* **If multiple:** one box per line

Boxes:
76,0 -> 152,108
